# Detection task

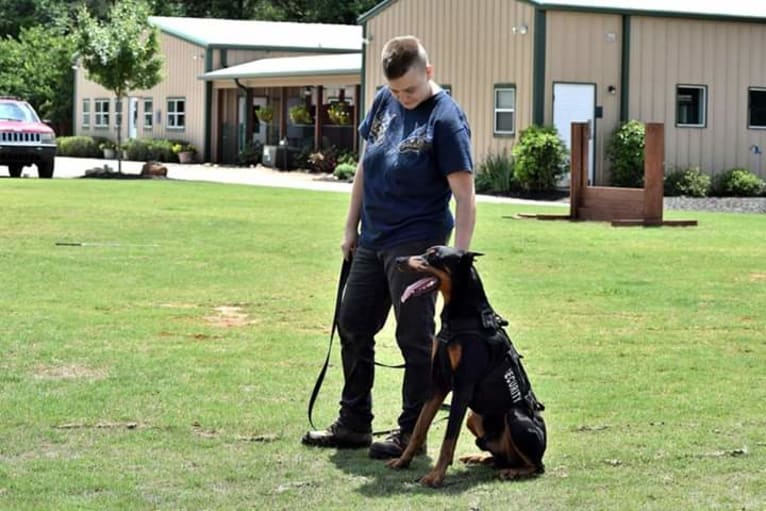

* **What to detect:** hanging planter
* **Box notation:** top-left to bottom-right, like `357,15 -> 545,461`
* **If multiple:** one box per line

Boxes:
289,104 -> 313,125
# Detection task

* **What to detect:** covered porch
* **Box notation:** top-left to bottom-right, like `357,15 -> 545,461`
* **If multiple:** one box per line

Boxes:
201,53 -> 361,168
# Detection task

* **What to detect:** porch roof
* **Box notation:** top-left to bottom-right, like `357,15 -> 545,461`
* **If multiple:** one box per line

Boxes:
200,53 -> 361,87
149,16 -> 363,52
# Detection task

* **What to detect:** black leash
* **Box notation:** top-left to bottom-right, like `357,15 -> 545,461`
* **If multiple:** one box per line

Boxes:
307,257 -> 406,430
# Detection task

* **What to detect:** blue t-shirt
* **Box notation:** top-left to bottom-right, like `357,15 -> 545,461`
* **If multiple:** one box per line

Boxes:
358,87 -> 473,250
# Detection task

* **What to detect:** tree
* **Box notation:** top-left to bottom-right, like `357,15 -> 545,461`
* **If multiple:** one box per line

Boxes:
74,0 -> 163,172
0,25 -> 76,134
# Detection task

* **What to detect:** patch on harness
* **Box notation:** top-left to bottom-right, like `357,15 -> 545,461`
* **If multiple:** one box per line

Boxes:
503,367 -> 523,404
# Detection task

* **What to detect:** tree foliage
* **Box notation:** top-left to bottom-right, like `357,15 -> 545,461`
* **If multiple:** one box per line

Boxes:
75,0 -> 163,170
0,25 -> 76,132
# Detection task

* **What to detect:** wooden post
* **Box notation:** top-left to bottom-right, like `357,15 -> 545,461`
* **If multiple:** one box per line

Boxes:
643,123 -> 664,224
279,87 -> 287,141
570,122 -> 589,219
353,84 -> 361,155
314,85 -> 323,150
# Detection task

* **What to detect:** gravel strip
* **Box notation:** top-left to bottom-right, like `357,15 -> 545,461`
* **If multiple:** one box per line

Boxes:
664,197 -> 766,214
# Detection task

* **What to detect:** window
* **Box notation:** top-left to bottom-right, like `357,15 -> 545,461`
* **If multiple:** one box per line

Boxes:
115,98 -> 123,127
676,85 -> 706,127
143,98 -> 153,129
167,98 -> 185,129
82,99 -> 90,128
494,85 -> 516,135
441,84 -> 452,96
94,99 -> 110,128
748,88 -> 766,129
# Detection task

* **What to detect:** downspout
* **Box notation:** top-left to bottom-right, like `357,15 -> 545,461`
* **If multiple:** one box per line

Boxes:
532,8 -> 547,126
620,15 -> 631,123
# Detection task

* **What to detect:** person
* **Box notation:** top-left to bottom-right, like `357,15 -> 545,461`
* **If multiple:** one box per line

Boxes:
303,35 -> 476,459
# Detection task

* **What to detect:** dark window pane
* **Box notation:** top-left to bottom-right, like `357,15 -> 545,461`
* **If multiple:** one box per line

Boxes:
749,89 -> 766,127
677,86 -> 704,126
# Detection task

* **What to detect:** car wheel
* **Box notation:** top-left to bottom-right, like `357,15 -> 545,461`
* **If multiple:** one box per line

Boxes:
8,164 -> 23,178
37,160 -> 54,179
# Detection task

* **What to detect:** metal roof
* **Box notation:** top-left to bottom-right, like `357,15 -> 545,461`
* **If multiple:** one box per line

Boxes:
149,16 -> 363,51
528,0 -> 766,19
359,0 -> 766,22
200,53 -> 361,81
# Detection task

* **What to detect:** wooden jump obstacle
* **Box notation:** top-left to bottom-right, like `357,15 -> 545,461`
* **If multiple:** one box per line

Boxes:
526,122 -> 697,227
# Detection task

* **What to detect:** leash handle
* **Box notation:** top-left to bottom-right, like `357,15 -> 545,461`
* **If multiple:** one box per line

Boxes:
307,257 -> 351,430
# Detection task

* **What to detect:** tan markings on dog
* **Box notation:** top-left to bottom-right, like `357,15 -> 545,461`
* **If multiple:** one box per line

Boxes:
429,266 -> 452,304
431,338 -> 439,361
34,364 -> 107,381
204,305 -> 253,327
447,343 -> 462,370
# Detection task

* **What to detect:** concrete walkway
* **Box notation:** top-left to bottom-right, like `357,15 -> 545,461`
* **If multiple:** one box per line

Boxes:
43,156 -> 569,207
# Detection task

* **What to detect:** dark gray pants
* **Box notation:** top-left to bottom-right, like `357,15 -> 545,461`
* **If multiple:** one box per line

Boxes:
336,239 -> 442,434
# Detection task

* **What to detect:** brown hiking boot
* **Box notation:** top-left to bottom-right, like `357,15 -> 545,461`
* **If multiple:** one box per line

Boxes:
368,429 -> 426,459
302,421 -> 372,449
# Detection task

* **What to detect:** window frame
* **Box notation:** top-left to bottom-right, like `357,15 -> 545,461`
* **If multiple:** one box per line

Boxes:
676,84 -> 707,128
166,97 -> 186,130
81,99 -> 91,128
747,87 -> 766,130
143,98 -> 153,130
94,98 -> 110,128
493,84 -> 516,137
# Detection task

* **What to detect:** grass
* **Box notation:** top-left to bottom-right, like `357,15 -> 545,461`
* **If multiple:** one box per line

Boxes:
0,178 -> 764,510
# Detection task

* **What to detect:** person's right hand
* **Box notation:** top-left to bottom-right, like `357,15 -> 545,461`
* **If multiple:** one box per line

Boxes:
341,227 -> 358,261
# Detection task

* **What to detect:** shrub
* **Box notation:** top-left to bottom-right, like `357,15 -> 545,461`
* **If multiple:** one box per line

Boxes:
238,141 -> 263,166
56,136 -> 102,157
336,149 -> 358,167
122,138 -> 177,162
711,168 -> 765,197
607,120 -> 645,187
307,148 -> 336,173
475,149 -> 515,194
512,125 -> 568,193
333,162 -> 356,181
664,166 -> 711,197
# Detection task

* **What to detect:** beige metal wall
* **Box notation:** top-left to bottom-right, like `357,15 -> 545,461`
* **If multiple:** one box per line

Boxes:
363,0 -> 536,163
629,16 -> 766,176
75,32 -> 208,153
545,10 -> 622,184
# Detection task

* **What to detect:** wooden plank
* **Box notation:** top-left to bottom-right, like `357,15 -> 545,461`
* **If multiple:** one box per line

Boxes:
570,122 -> 589,219
612,219 -> 698,227
643,123 -> 664,223
583,186 -> 643,203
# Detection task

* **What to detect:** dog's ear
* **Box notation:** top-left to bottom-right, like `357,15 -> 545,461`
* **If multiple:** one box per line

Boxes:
466,251 -> 484,259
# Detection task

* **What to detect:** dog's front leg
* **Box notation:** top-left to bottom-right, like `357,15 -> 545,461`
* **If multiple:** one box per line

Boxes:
420,388 -> 472,488
387,390 -> 447,469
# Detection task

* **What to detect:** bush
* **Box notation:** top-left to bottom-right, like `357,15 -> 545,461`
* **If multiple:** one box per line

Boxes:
512,125 -> 568,193
711,168 -> 765,197
664,166 -> 711,197
333,162 -> 356,181
336,149 -> 358,167
56,136 -> 103,157
238,141 -> 263,166
607,120 -> 645,187
122,138 -> 178,162
307,148 -> 336,173
475,149 -> 515,194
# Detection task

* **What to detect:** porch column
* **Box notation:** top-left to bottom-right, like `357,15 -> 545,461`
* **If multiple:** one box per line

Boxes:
314,85 -> 323,150
279,87 -> 287,141
353,84 -> 360,154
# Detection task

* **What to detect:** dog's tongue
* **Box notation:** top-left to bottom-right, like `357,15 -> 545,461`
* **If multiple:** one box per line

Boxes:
401,277 -> 439,303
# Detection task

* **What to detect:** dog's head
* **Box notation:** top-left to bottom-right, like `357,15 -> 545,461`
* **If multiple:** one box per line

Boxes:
396,245 -> 482,304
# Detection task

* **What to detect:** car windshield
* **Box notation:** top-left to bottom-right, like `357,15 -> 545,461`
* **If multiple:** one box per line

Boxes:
0,102 -> 40,122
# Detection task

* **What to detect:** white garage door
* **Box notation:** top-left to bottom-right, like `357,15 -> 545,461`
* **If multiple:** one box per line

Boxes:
553,83 -> 596,185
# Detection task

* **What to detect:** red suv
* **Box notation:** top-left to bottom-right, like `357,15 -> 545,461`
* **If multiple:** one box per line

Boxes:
0,97 -> 56,178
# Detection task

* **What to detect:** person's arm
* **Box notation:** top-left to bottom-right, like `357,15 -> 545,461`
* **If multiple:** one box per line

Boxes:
341,148 -> 365,260
447,170 -> 476,251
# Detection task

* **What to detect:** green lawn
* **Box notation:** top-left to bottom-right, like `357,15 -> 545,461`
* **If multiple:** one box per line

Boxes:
0,179 -> 764,510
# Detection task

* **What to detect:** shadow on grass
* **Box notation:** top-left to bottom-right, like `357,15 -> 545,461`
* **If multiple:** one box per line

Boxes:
328,447 -> 518,496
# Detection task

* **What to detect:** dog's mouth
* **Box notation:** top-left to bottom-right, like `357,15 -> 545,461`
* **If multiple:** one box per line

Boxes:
401,276 -> 440,303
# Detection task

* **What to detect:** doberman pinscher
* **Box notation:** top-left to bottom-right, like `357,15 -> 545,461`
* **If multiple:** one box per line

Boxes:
386,246 -> 547,487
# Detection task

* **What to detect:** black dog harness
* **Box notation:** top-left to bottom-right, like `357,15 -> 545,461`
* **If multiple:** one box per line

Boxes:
435,305 -> 545,415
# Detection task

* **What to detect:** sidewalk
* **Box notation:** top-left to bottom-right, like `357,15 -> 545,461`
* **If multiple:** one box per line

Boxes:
51,157 -> 569,207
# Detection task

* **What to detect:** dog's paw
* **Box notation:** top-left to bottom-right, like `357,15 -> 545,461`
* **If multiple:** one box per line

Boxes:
386,457 -> 411,470
420,470 -> 445,488
497,467 -> 536,481
460,453 -> 494,465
